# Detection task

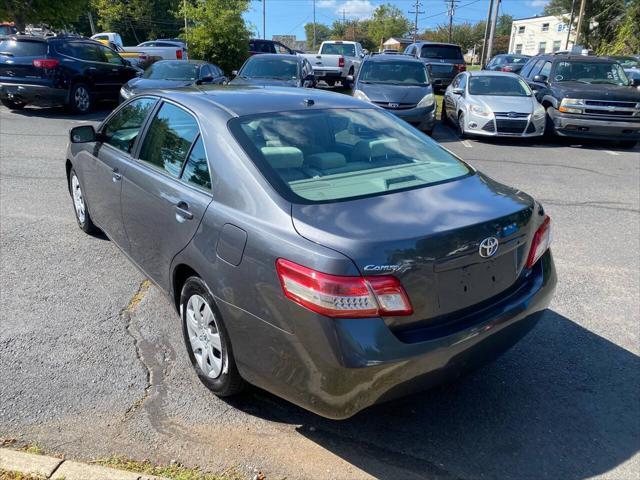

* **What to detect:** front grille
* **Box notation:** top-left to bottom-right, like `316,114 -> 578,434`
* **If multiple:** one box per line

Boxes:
585,100 -> 636,108
495,119 -> 528,134
482,120 -> 495,132
494,112 -> 530,118
582,99 -> 638,117
585,109 -> 634,116
373,101 -> 417,110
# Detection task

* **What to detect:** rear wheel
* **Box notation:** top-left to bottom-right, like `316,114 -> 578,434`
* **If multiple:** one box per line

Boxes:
68,83 -> 92,114
1,98 -> 26,110
69,168 -> 98,234
180,276 -> 245,397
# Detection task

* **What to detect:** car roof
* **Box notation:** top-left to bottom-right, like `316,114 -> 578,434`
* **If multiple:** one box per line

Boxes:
467,70 -> 521,78
365,54 -> 422,63
536,54 -> 617,63
147,85 -> 370,118
247,53 -> 301,61
154,59 -> 206,65
412,41 -> 460,47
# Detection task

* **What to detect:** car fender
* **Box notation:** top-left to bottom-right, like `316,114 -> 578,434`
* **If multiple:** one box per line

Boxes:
541,94 -> 558,109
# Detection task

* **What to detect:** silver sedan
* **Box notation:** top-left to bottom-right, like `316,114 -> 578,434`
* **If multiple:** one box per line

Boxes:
442,71 -> 546,138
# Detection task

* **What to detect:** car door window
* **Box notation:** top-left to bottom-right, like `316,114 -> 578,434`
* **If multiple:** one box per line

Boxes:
539,61 -> 552,78
200,65 -> 211,79
458,74 -> 467,91
275,43 -> 290,54
520,58 -> 538,78
102,98 -> 157,153
180,137 -> 211,191
138,102 -> 200,178
98,45 -> 124,65
529,59 -> 546,78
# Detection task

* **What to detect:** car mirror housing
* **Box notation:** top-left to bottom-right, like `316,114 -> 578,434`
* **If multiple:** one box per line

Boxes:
533,74 -> 548,83
231,70 -> 238,77
452,87 -> 464,95
70,125 -> 96,143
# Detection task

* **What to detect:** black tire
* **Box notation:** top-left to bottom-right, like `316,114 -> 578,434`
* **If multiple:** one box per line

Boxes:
618,140 -> 637,149
68,168 -> 99,234
1,98 -> 26,110
343,70 -> 354,89
544,106 -> 556,138
180,276 -> 245,397
440,103 -> 449,125
68,83 -> 92,114
457,112 -> 466,138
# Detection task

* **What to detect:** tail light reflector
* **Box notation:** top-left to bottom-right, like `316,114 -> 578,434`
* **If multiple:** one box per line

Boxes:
276,258 -> 413,318
176,49 -> 183,60
32,58 -> 59,69
526,216 -> 552,268
338,56 -> 345,68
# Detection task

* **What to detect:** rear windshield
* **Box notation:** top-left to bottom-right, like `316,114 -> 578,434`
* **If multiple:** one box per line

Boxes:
144,62 -> 198,80
0,39 -> 47,57
240,56 -> 299,80
359,61 -> 429,85
229,109 -> 470,203
321,43 -> 355,57
469,76 -> 531,96
420,45 -> 463,60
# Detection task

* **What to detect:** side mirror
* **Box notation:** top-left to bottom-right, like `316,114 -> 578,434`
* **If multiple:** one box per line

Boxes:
630,77 -> 640,87
196,75 -> 214,85
533,74 -> 548,83
346,74 -> 354,82
231,70 -> 238,77
70,125 -> 96,143
452,87 -> 464,95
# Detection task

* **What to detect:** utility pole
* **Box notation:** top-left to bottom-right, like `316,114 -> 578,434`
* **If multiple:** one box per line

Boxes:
183,0 -> 188,50
409,0 -> 424,42
262,0 -> 266,40
485,0 -> 500,62
87,12 -> 96,35
574,0 -> 586,46
447,0 -> 459,43
565,0 -> 577,49
313,0 -> 316,50
480,0 -> 494,67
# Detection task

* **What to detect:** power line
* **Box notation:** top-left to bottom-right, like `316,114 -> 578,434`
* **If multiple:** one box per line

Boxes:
446,0 -> 460,42
409,0 -> 425,42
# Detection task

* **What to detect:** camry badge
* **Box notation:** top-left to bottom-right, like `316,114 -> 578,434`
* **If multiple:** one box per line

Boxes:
479,237 -> 499,258
388,103 -> 399,108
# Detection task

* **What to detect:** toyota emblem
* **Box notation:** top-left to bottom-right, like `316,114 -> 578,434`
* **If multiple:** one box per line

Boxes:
388,103 -> 400,108
479,237 -> 499,258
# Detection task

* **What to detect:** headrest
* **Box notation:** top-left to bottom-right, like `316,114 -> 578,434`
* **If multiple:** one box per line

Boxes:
307,152 -> 347,170
352,137 -> 400,163
260,146 -> 304,169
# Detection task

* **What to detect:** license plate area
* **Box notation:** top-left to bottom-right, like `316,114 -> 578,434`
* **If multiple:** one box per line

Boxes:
436,251 -> 517,315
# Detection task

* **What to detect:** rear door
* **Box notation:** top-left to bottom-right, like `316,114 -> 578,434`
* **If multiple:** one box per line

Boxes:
0,38 -> 49,85
121,100 -> 212,287
97,44 -> 136,95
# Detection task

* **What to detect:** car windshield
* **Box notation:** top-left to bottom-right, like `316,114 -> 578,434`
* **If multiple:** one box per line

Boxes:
240,57 -> 299,80
321,43 -> 355,56
468,76 -> 532,96
420,45 -> 463,60
359,61 -> 428,85
229,108 -> 470,203
614,57 -> 639,68
144,62 -> 198,80
553,61 -> 630,85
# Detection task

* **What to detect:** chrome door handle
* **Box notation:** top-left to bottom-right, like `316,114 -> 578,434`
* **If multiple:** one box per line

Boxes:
175,201 -> 193,221
112,169 -> 122,182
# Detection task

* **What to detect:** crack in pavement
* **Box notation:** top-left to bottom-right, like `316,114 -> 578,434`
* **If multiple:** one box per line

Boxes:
463,157 -> 621,177
539,198 -> 640,213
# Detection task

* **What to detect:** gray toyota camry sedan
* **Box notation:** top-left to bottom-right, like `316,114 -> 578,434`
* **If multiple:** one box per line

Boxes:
66,86 -> 556,419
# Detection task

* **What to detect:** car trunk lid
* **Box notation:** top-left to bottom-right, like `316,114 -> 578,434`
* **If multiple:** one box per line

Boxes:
291,173 -> 537,330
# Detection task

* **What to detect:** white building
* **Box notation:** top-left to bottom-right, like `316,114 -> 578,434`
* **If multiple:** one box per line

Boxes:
508,15 -> 576,56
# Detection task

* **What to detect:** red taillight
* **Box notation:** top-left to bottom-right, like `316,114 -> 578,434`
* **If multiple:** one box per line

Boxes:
32,58 -> 59,69
176,49 -> 183,60
338,56 -> 345,68
275,258 -> 413,318
526,216 -> 552,269
501,65 -> 514,72
454,63 -> 466,72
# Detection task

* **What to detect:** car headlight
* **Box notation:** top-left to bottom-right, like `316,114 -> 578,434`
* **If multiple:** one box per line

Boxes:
417,93 -> 435,108
353,90 -> 371,102
533,106 -> 546,120
559,98 -> 584,114
470,104 -> 491,117
120,86 -> 132,99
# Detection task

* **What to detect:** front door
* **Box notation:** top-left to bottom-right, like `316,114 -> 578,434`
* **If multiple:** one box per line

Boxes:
82,97 -> 157,248
121,101 -> 212,288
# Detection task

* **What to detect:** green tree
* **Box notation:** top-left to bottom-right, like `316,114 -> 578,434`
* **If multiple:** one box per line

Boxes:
304,22 -> 332,50
0,0 -> 88,32
364,3 -> 411,49
596,0 -> 640,54
181,0 -> 250,74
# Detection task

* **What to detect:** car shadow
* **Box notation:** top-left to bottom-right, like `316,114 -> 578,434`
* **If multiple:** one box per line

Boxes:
224,310 -> 639,480
7,104 -> 114,122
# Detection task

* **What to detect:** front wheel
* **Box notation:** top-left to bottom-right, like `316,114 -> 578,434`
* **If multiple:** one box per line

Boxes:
68,83 -> 92,114
457,112 -> 466,138
1,98 -> 26,110
544,107 -> 556,138
181,276 -> 245,397
69,168 -> 98,234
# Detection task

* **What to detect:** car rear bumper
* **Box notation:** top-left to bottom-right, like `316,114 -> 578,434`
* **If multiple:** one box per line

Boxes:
312,69 -> 343,79
549,109 -> 640,141
0,82 -> 67,107
222,250 -> 556,419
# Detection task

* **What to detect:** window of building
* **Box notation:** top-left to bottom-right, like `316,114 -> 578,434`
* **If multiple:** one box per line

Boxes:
553,40 -> 561,52
541,23 -> 549,32
515,44 -> 523,54
538,42 -> 547,54
518,26 -> 525,34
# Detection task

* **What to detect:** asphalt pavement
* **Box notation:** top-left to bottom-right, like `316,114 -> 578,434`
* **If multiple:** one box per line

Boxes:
0,101 -> 638,480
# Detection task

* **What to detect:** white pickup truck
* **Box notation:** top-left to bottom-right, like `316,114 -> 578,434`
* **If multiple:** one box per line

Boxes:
301,41 -> 365,87
91,33 -> 188,61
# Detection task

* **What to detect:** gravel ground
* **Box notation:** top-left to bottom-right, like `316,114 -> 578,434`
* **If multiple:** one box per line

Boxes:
0,100 -> 638,480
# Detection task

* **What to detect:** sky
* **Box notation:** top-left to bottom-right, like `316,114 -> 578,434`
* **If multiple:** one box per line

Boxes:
244,0 -> 550,41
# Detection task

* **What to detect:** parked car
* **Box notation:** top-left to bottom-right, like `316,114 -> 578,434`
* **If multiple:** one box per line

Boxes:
0,35 -> 139,112
301,40 -> 365,87
230,54 -> 315,88
442,71 -> 546,138
91,32 -> 123,48
519,54 -> 640,148
403,41 -> 466,91
381,49 -> 400,54
66,86 -> 556,419
484,54 -> 531,74
92,32 -> 188,60
248,38 -> 294,56
95,39 -> 154,68
352,54 -> 436,134
609,56 -> 640,84
120,60 -> 226,102
0,22 -> 17,36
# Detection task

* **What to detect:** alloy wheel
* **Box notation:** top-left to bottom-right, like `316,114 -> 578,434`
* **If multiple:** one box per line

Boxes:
71,174 -> 86,224
185,294 -> 225,379
74,86 -> 90,112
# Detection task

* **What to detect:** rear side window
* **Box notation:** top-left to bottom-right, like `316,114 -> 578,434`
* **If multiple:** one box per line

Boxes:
103,98 -> 157,153
420,45 -> 463,60
0,39 -> 47,57
58,42 -> 102,62
139,102 -> 199,177
181,137 -> 211,190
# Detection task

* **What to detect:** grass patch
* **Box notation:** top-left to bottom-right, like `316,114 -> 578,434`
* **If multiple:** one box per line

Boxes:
20,446 -> 44,456
0,470 -> 45,480
93,456 -> 245,480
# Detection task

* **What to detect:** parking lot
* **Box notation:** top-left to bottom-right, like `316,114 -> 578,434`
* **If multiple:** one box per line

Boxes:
0,101 -> 638,480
